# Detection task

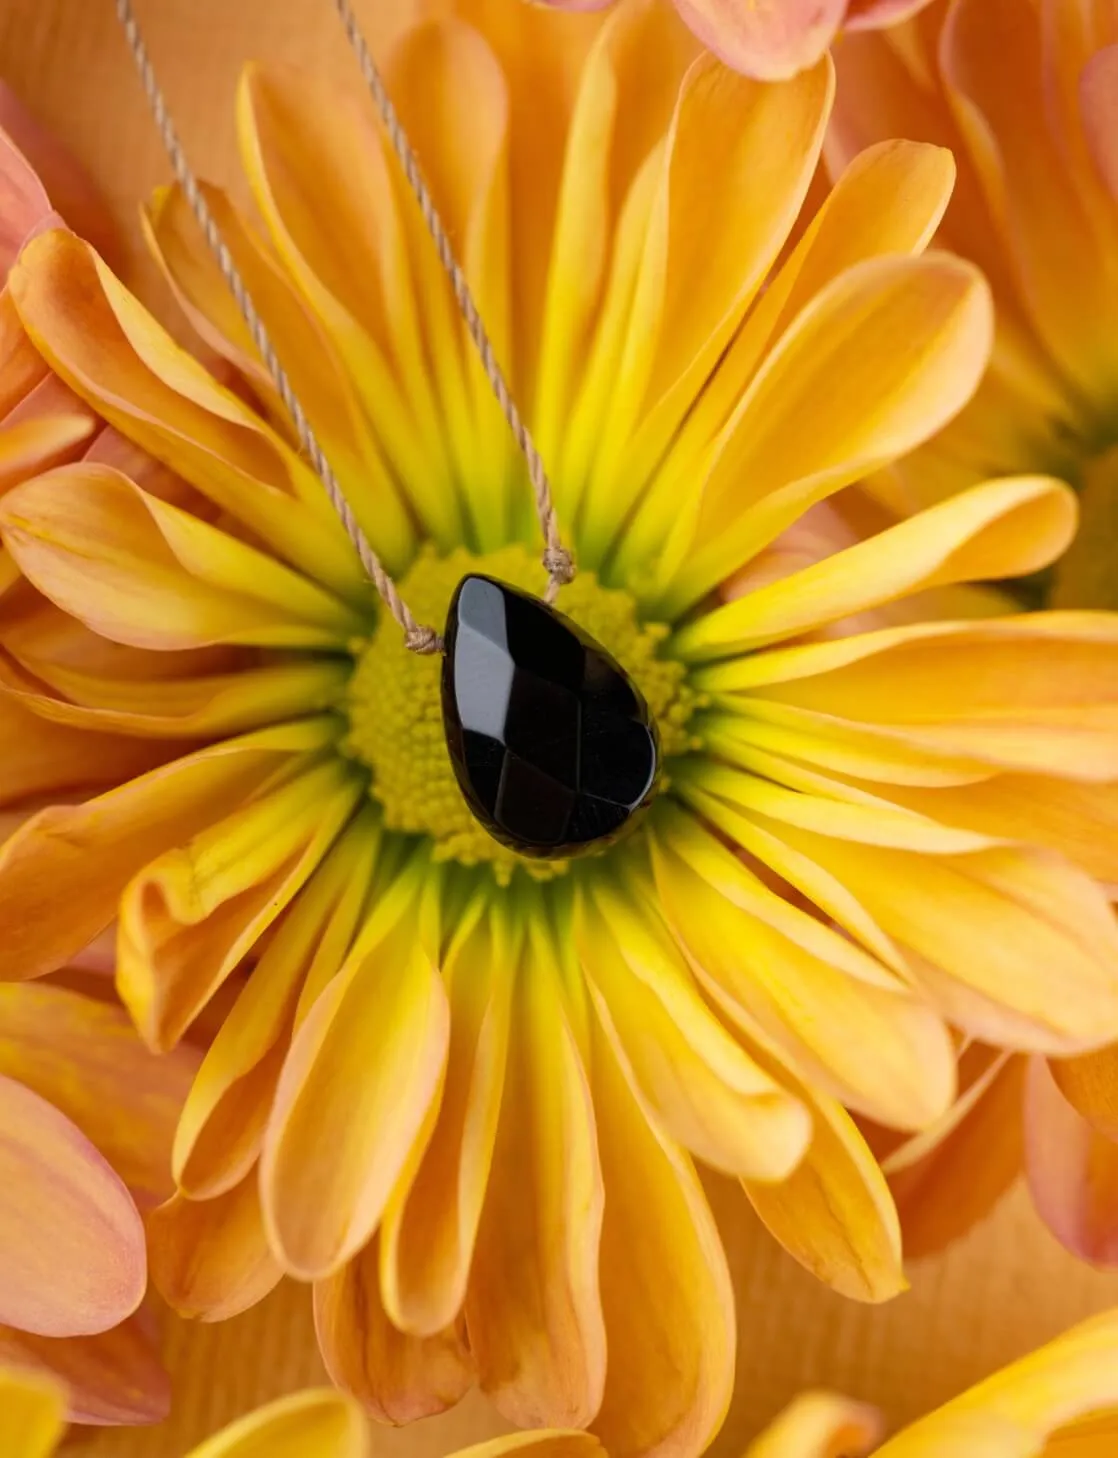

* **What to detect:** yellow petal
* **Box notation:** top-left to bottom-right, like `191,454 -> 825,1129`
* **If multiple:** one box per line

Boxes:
147,1177 -> 282,1323
142,182 -> 414,573
117,757 -> 362,1051
174,819 -> 377,1199
876,1308 -> 1118,1456
452,1437 -> 604,1458
656,253 -> 993,615
9,230 -> 366,597
0,719 -> 331,983
587,997 -> 734,1458
314,1236 -> 472,1425
702,615 -> 1118,783
0,412 -> 94,493
467,915 -> 606,1429
0,1312 -> 168,1425
676,475 -> 1076,658
0,1367 -> 65,1458
743,1062 -> 907,1303
745,1392 -> 881,1458
0,983 -> 195,1206
380,898 -> 514,1336
184,1388 -> 368,1458
1051,1046 -> 1118,1143
261,880 -> 450,1278
577,881 -> 812,1180
581,52 -> 833,562
0,1074 -> 145,1336
0,464 -> 363,651
652,809 -> 956,1130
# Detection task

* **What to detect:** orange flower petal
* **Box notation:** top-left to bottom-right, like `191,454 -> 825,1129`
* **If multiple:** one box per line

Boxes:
1026,1056 -> 1118,1266
174,819 -> 376,1199
147,1177 -> 282,1323
0,1367 -> 65,1458
8,230 -> 366,597
0,412 -> 94,494
0,463 -> 363,651
467,917 -> 606,1429
746,1392 -> 881,1458
666,0 -> 844,82
1051,1046 -> 1118,1143
314,1236 -> 472,1426
118,756 -> 361,1051
452,1438 -> 604,1458
0,121 -> 51,274
183,1387 -> 369,1458
380,898 -> 514,1337
0,721 -> 331,983
1081,47 -> 1118,203
0,1074 -> 145,1337
0,983 -> 196,1206
0,1310 -> 169,1426
587,1000 -> 734,1458
261,880 -> 450,1278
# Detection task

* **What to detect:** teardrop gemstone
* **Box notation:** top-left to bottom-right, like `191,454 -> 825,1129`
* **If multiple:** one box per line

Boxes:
441,574 -> 660,858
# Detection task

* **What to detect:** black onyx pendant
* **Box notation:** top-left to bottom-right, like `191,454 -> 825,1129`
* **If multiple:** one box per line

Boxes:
441,575 -> 660,858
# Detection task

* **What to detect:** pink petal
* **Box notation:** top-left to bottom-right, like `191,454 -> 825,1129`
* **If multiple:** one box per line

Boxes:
844,0 -> 936,31
0,1309 -> 170,1426
0,1074 -> 146,1336
669,0 -> 845,80
1025,1055 -> 1118,1266
0,83 -> 119,267
1081,46 -> 1118,203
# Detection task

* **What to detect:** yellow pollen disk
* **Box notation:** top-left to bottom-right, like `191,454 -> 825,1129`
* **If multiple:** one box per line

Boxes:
343,544 -> 702,882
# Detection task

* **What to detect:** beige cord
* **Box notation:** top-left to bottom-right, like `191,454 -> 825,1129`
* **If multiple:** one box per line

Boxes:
114,0 -> 574,659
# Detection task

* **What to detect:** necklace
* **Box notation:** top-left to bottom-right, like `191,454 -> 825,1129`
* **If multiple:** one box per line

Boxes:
115,0 -> 660,858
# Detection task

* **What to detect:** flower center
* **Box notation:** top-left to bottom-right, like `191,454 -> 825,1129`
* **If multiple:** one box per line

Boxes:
343,544 -> 701,882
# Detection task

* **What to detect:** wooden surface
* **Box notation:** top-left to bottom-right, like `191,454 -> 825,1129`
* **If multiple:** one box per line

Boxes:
3,0 -> 1118,1452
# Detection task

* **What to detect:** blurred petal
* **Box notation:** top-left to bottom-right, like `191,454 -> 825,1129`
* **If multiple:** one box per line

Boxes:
0,464 -> 363,651
467,918 -> 606,1429
1026,1056 -> 1118,1267
0,1312 -> 168,1426
184,1388 -> 368,1458
0,1075 -> 144,1337
0,1367 -> 65,1458
262,889 -> 450,1278
746,1392 -> 881,1458
0,983 -> 197,1205
676,475 -> 1075,658
657,254 -> 993,614
315,1236 -> 472,1425
666,0 -> 843,81
875,1308 -> 1118,1456
1081,47 -> 1118,203
9,230 -> 366,596
587,995 -> 734,1458
117,758 -> 361,1051
1052,1046 -> 1118,1142
147,1178 -> 282,1322
0,720 -> 332,983
452,1438 -> 603,1458
0,123 -> 51,274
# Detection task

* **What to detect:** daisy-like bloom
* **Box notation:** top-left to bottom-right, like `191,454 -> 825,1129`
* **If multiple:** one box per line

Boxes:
4,0 -> 1118,1452
9,1309 -> 1118,1457
532,0 -> 934,83
0,982 -> 197,1426
827,0 -> 1118,1268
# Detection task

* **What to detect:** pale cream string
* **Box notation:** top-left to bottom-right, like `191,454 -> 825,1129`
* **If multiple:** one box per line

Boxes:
114,0 -> 575,655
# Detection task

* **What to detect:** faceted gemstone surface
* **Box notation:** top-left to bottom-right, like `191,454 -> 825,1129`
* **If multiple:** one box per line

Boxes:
441,575 -> 660,857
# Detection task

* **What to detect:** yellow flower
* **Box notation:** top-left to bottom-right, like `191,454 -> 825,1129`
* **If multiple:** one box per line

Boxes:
8,1308 -> 1118,1455
828,0 -> 1118,1271
2,0 -> 1118,1452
